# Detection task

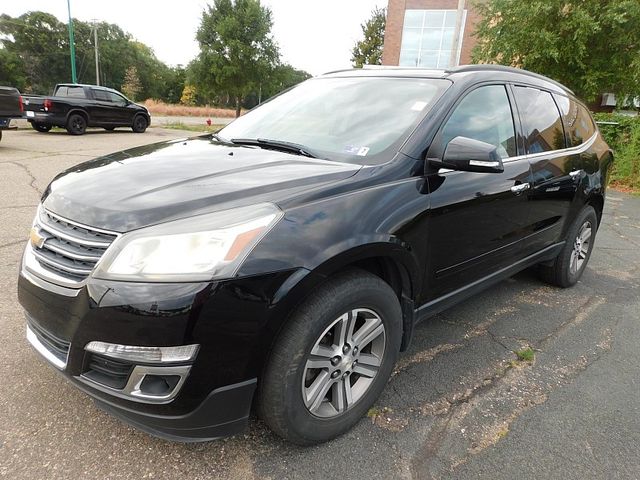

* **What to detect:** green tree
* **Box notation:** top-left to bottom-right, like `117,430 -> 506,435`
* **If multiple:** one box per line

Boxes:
351,7 -> 386,68
247,63 -> 311,108
195,0 -> 279,116
165,65 -> 186,104
472,0 -> 640,102
0,13 -> 185,102
0,48 -> 28,91
0,12 -> 69,93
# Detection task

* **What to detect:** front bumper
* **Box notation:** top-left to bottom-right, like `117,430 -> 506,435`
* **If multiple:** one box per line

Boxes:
18,261 -> 304,441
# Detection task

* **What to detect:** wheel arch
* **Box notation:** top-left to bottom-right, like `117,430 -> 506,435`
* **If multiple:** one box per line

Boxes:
133,111 -> 150,124
586,194 -> 605,227
315,249 -> 418,352
264,243 -> 421,358
65,108 -> 89,124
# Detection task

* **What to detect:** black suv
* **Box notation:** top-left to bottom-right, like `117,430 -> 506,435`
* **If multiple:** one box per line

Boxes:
18,65 -> 612,445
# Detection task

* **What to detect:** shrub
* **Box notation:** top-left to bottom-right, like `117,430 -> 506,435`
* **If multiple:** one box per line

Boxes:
594,112 -> 640,191
180,85 -> 197,106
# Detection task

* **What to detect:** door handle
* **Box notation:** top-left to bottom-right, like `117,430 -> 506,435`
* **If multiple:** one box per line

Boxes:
569,169 -> 582,178
510,183 -> 530,194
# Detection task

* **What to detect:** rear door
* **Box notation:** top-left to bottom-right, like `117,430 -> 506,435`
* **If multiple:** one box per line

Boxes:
424,84 -> 533,299
512,86 -> 585,254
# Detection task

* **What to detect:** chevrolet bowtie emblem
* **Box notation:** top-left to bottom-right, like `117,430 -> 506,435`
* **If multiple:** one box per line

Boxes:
30,227 -> 46,248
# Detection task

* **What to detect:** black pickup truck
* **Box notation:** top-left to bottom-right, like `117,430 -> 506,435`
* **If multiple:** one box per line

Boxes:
23,84 -> 151,135
0,86 -> 23,143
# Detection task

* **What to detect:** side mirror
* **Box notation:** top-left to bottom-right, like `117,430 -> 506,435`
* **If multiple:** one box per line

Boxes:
432,136 -> 504,173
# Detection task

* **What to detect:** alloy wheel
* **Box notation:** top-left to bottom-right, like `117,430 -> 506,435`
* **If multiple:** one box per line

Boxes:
302,308 -> 386,418
570,220 -> 592,275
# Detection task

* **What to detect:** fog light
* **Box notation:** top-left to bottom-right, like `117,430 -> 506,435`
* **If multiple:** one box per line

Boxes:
85,341 -> 199,364
139,374 -> 181,395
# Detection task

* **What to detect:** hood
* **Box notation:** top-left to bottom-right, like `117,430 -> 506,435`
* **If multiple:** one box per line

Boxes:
43,136 -> 361,232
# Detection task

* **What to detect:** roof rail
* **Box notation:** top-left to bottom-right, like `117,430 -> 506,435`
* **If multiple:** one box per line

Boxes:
445,64 -> 573,94
321,65 -> 446,76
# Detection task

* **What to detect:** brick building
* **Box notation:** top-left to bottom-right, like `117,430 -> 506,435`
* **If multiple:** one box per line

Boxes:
382,0 -> 482,69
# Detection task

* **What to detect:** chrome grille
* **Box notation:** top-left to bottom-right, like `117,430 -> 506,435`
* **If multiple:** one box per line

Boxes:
32,209 -> 118,282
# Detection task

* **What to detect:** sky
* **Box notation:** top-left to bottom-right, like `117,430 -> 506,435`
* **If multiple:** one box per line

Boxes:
1,0 -> 387,75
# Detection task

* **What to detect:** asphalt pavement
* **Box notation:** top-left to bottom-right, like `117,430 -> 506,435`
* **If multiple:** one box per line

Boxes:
1,127 -> 639,479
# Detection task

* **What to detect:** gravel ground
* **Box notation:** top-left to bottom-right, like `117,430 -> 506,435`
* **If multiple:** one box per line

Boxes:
1,127 -> 639,479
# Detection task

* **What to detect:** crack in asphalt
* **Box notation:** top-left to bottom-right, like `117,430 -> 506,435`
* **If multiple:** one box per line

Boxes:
0,204 -> 39,211
5,161 -> 43,196
0,239 -> 26,251
411,326 -> 617,479
404,208 -> 640,479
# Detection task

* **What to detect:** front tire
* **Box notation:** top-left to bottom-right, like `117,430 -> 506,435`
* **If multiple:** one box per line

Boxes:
259,270 -> 402,445
66,114 -> 87,135
539,205 -> 598,287
132,115 -> 148,133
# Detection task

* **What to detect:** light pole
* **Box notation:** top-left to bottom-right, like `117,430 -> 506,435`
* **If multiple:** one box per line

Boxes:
67,0 -> 77,83
449,0 -> 465,68
93,20 -> 100,85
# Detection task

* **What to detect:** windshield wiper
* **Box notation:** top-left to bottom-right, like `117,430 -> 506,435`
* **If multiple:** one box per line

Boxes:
230,138 -> 319,158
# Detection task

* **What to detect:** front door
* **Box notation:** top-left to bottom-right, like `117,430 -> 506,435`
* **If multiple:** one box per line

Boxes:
424,84 -> 532,300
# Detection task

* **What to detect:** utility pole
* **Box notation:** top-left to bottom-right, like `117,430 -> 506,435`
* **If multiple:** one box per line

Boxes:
66,0 -> 77,83
449,0 -> 465,68
93,20 -> 100,85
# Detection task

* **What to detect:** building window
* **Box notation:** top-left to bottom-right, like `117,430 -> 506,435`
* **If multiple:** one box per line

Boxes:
399,9 -> 467,68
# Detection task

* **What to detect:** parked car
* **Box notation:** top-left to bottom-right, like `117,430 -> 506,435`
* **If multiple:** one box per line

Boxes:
18,65 -> 612,445
23,84 -> 150,135
0,86 -> 23,142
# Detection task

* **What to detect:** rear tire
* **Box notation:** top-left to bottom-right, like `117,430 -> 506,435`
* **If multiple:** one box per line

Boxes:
66,114 -> 87,135
538,206 -> 598,287
32,123 -> 52,133
132,115 -> 148,133
258,270 -> 402,445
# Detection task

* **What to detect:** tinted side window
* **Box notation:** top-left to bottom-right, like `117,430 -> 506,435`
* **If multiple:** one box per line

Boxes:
441,85 -> 516,159
108,92 -> 127,105
513,86 -> 565,153
554,94 -> 596,146
57,86 -> 86,99
92,89 -> 110,102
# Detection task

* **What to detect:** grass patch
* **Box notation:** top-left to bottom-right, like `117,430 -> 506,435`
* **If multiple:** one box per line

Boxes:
158,122 -> 225,133
367,406 -> 392,418
514,347 -> 535,363
594,112 -> 640,193
143,99 -> 239,118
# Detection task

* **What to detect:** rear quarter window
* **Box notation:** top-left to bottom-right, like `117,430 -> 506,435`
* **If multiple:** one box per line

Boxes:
56,86 -> 86,99
553,94 -> 596,147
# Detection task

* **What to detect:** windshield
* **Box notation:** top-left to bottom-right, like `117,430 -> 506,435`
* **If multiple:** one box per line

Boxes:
217,76 -> 450,164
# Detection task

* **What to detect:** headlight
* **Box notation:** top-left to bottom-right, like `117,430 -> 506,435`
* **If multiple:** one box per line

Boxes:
93,203 -> 282,282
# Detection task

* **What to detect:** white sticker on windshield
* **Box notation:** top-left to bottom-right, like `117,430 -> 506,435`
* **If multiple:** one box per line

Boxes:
411,101 -> 428,111
343,145 -> 360,154
357,147 -> 370,156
